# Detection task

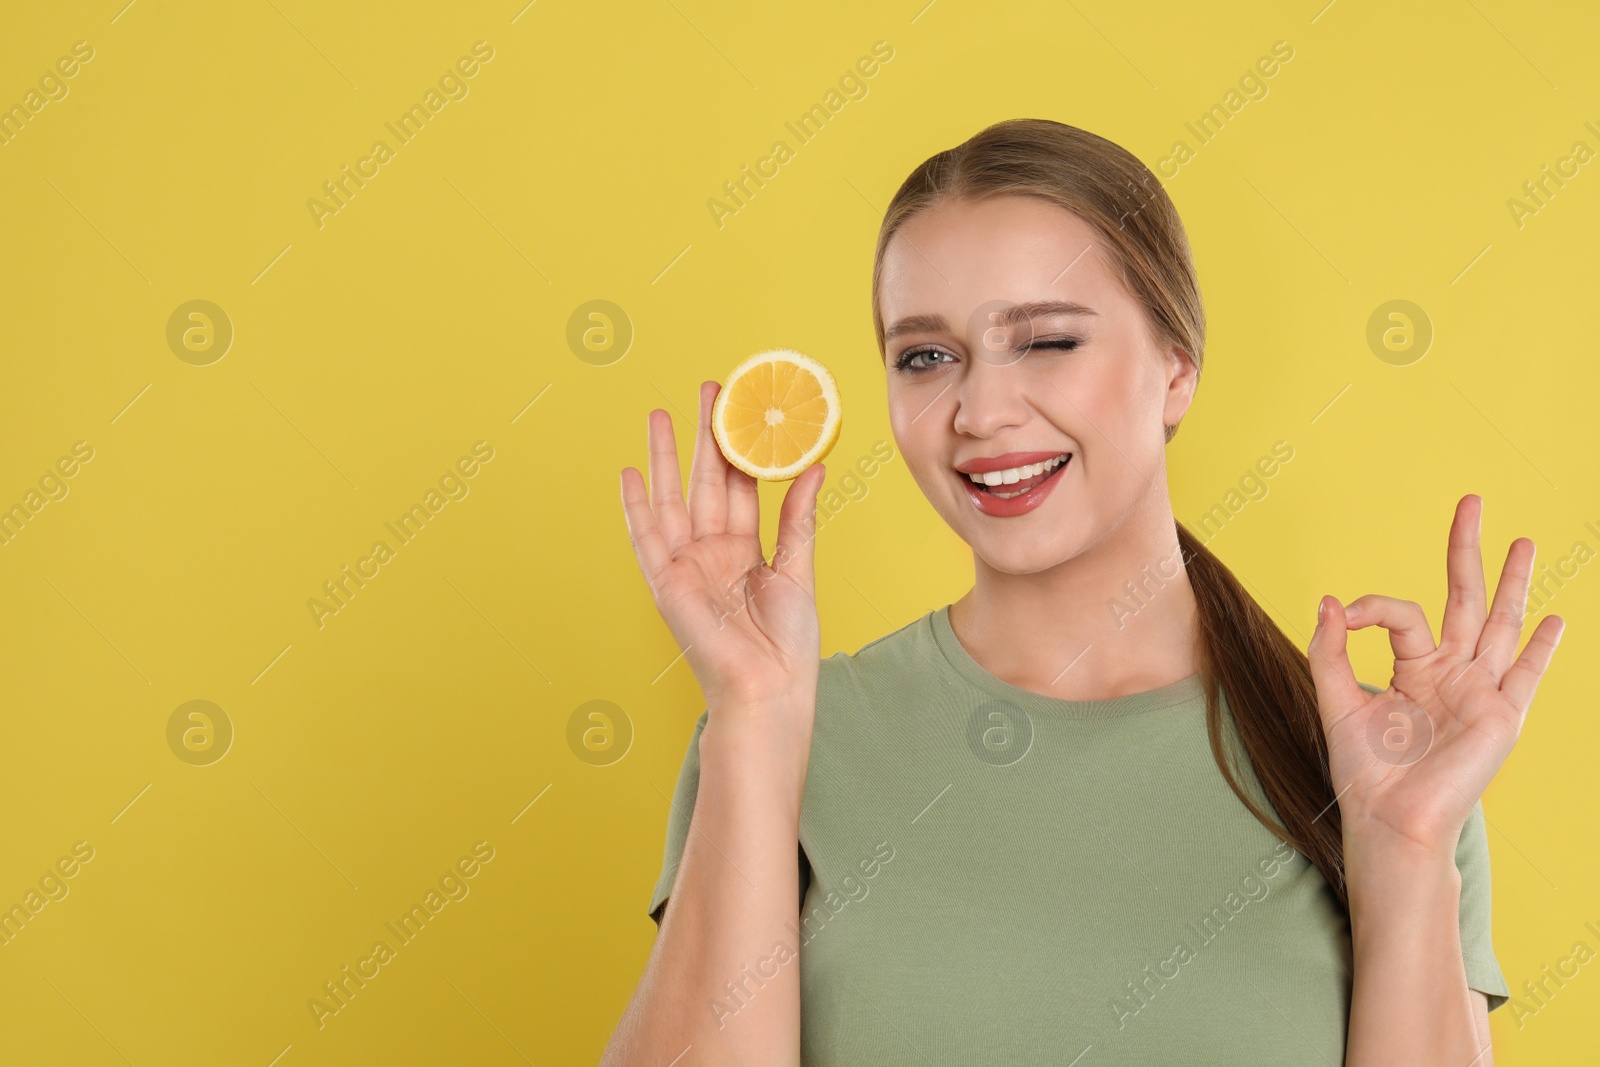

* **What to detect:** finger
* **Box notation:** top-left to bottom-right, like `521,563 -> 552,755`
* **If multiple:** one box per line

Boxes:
687,381 -> 729,539
1307,596 -> 1367,733
727,463 -> 760,539
1344,595 -> 1437,663
1499,613 -> 1565,715
1440,494 -> 1488,657
620,466 -> 671,585
1476,537 -> 1536,679
772,462 -> 826,592
647,408 -> 692,548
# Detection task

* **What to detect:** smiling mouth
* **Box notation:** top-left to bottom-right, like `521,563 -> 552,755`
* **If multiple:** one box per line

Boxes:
962,453 -> 1071,499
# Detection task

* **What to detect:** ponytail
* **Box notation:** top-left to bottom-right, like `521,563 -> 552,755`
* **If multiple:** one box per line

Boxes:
1180,521 -> 1348,911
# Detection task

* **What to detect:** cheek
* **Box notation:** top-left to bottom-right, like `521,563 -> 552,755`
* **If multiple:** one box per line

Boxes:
1077,379 -> 1133,427
885,399 -> 947,491
1060,359 -> 1149,433
884,383 -> 927,449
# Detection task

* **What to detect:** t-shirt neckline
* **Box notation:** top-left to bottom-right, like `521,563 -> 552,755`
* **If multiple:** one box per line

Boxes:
929,603 -> 1207,719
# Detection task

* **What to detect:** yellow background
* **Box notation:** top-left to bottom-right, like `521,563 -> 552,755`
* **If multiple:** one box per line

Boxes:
1,0 -> 1595,1062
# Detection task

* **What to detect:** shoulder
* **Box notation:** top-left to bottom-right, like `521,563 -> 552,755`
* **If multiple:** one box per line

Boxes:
818,608 -> 939,702
680,613 -> 938,733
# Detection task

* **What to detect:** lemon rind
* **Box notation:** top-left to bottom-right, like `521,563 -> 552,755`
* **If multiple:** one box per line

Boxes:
712,348 -> 841,482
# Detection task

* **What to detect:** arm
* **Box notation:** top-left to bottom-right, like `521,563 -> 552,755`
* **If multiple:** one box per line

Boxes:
601,702 -> 812,1067
609,383 -> 827,1066
1305,496 -> 1563,1066
1343,826 -> 1492,1065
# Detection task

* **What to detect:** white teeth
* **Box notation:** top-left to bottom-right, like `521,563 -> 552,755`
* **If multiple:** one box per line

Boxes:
967,453 -> 1068,486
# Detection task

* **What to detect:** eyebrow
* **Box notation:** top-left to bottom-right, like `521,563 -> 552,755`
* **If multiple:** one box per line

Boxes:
884,300 -> 1098,343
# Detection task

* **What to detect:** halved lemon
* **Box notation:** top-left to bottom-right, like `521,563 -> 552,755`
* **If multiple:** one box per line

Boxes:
712,349 -> 842,481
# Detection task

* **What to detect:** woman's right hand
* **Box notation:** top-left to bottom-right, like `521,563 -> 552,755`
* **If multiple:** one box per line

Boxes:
620,380 -> 827,723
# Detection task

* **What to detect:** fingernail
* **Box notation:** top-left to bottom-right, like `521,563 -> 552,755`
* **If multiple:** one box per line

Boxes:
1315,598 -> 1327,627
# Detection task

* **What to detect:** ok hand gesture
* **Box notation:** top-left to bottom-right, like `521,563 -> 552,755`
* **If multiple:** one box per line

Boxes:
1307,494 -> 1566,853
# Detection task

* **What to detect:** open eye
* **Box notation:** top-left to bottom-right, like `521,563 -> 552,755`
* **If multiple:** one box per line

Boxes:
893,347 -> 955,372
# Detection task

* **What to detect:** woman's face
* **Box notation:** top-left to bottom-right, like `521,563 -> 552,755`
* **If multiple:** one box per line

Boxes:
878,193 -> 1196,574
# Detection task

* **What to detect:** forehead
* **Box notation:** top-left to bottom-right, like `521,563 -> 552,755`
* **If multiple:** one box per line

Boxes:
879,194 -> 1118,331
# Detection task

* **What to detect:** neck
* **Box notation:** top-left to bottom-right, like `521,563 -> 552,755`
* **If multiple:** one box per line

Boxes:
949,489 -> 1201,701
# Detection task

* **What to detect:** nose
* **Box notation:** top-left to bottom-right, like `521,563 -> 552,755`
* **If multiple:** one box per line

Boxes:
950,356 -> 1032,439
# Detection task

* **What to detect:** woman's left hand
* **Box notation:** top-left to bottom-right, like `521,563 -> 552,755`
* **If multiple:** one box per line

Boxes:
1306,493 -> 1566,855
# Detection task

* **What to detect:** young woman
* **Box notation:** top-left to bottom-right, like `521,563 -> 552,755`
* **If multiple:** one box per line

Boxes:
605,118 -> 1564,1066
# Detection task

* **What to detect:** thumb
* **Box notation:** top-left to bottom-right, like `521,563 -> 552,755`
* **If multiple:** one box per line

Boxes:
1307,595 -> 1364,733
773,462 -> 826,590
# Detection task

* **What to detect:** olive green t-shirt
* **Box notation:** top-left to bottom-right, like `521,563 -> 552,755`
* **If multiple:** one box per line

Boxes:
648,604 -> 1510,1064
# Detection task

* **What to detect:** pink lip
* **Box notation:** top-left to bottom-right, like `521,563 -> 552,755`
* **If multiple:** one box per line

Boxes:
960,455 -> 1070,518
953,450 -> 1069,474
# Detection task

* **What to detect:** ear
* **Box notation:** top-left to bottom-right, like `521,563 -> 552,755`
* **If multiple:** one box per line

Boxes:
1162,345 -> 1199,428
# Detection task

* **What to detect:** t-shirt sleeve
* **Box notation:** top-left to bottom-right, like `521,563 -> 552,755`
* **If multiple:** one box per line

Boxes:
647,710 -> 709,925
1456,796 -> 1511,1012
646,709 -> 811,926
1354,679 -> 1509,1012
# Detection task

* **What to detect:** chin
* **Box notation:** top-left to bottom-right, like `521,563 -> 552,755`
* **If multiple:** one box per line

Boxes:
952,520 -> 1077,575
976,543 -> 1075,576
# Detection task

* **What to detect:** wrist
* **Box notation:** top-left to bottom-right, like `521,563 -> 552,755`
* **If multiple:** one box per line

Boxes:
702,687 -> 816,736
1343,827 -> 1460,923
1340,809 -> 1459,868
700,700 -> 814,801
